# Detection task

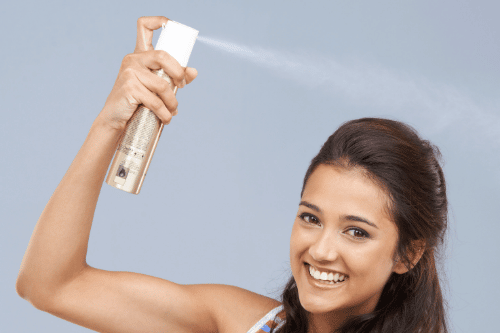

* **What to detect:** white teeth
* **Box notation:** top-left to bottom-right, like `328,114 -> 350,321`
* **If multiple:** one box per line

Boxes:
308,265 -> 347,284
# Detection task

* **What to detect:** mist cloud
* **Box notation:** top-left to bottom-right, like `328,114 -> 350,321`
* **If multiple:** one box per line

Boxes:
198,35 -> 499,146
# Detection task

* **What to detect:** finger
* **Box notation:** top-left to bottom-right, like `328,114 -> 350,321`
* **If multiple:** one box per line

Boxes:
137,50 -> 186,87
184,67 -> 198,85
135,67 -> 179,113
135,16 -> 169,53
133,79 -> 174,125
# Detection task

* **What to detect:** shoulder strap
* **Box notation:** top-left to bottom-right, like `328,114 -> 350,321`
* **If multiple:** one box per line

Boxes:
246,304 -> 285,333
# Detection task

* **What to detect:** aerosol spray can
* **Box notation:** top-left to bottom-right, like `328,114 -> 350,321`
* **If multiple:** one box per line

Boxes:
106,20 -> 198,194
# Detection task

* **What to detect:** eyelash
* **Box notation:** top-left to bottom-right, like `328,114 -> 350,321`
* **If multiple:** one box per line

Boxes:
298,212 -> 371,240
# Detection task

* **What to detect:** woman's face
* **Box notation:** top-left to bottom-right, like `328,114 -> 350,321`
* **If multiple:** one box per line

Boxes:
290,164 -> 402,316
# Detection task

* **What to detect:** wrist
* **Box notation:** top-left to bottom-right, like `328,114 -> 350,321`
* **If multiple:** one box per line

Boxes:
92,112 -> 126,136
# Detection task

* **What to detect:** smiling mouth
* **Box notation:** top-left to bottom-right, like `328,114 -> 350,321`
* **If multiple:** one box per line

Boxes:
305,263 -> 349,285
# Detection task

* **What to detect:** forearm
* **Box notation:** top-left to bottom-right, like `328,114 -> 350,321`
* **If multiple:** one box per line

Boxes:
16,115 -> 123,302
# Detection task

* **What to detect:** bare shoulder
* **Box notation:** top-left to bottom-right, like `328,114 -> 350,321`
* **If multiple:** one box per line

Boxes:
187,284 -> 281,333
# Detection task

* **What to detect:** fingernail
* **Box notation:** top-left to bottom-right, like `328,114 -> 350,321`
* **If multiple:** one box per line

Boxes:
181,78 -> 186,88
173,108 -> 178,116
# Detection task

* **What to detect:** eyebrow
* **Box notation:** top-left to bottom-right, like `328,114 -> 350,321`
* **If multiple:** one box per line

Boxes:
299,200 -> 379,229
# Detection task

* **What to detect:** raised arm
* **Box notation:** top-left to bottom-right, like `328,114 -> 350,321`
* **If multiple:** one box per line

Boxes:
15,14 -> 188,305
16,16 -> 279,333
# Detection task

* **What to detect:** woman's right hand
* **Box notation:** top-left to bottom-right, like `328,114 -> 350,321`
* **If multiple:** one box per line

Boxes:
16,16 -> 282,333
97,16 -> 198,132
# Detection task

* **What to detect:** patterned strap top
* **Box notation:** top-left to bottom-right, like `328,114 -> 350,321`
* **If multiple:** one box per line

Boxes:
246,305 -> 285,333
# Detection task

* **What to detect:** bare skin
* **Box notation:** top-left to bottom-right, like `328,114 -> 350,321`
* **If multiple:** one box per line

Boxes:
16,16 -> 426,333
291,165 -> 424,332
16,16 -> 279,333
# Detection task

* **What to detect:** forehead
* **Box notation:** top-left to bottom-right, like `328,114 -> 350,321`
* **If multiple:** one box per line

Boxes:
302,164 -> 393,223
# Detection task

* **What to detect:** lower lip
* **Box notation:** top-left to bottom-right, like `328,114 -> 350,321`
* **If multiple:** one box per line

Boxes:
304,264 -> 348,289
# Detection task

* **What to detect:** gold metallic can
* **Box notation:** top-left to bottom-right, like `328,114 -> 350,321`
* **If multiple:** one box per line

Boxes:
106,71 -> 177,194
105,20 -> 198,194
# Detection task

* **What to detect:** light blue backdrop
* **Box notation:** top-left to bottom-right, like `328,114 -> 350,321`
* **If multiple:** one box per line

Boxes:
2,1 -> 499,332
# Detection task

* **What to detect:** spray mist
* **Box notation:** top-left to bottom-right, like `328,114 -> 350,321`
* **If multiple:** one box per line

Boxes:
106,20 -> 198,194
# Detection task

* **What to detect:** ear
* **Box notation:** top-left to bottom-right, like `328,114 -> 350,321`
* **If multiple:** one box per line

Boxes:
393,240 -> 426,274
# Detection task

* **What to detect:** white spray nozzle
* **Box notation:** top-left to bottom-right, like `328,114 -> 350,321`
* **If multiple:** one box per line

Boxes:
155,21 -> 198,67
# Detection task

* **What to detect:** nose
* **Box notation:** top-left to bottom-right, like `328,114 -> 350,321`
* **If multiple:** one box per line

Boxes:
308,229 -> 339,262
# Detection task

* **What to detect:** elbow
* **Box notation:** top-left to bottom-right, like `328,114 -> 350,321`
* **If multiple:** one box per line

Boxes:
16,259 -> 35,300
15,273 -> 52,311
15,273 -> 29,300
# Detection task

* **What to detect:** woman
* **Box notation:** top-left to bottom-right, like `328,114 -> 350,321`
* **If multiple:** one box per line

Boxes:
16,16 -> 448,333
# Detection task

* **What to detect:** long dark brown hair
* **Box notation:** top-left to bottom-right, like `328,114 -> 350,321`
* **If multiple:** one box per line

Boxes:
273,118 -> 448,333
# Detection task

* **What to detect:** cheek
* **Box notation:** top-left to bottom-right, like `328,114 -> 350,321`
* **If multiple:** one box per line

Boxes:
289,223 -> 301,262
347,242 -> 396,282
289,222 -> 313,273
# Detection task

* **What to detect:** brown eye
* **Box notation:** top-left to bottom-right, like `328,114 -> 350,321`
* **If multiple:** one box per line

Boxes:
299,213 -> 320,225
346,228 -> 370,239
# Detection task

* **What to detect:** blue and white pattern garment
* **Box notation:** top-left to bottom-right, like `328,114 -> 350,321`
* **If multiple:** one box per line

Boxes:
246,305 -> 285,333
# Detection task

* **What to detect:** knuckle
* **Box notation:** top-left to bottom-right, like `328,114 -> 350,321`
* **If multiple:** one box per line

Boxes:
120,67 -> 137,82
171,99 -> 179,110
171,67 -> 184,81
122,53 -> 134,64
156,51 -> 182,79
121,54 -> 137,69
158,50 -> 169,60
159,51 -> 173,66
137,16 -> 146,26
159,80 -> 170,92
151,99 -> 164,111
122,66 -> 136,76
159,108 -> 171,125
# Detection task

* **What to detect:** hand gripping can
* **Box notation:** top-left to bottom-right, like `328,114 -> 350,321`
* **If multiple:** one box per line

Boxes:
106,20 -> 198,194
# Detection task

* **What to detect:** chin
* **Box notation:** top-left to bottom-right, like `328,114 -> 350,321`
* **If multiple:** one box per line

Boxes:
296,286 -> 342,314
299,297 -> 334,314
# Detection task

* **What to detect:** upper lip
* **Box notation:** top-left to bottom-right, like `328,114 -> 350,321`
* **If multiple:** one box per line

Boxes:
306,263 -> 348,277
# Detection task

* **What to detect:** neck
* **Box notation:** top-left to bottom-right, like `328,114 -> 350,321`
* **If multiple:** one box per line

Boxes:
307,310 -> 352,333
306,300 -> 378,333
